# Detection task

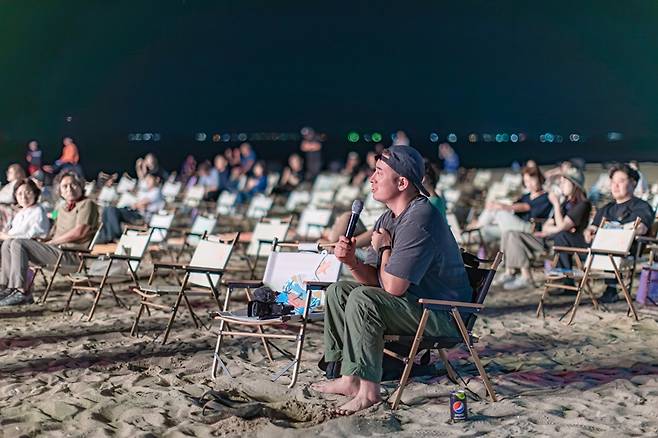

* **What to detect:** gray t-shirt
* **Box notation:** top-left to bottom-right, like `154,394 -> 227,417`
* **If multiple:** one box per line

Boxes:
368,196 -> 472,303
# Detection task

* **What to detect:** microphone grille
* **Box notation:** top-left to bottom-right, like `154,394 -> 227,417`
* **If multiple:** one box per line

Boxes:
351,199 -> 364,214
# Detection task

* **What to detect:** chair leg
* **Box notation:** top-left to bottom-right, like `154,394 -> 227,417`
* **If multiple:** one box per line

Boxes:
39,254 -> 63,304
452,309 -> 497,402
390,309 -> 430,410
257,325 -> 274,362
131,303 -> 146,336
609,255 -> 639,321
63,283 -> 76,313
536,285 -> 550,318
162,273 -> 190,345
87,287 -> 104,321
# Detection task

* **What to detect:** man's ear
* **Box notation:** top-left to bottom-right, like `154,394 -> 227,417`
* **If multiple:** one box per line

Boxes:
398,176 -> 410,192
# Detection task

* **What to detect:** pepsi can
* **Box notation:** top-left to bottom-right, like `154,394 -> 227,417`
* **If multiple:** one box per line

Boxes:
450,390 -> 468,421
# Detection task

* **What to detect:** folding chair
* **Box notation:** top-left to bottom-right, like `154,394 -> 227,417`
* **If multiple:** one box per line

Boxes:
246,194 -> 273,220
537,217 -> 641,324
334,185 -> 360,207
65,228 -> 154,321
211,240 -> 341,387
116,192 -> 138,209
97,186 -> 118,206
296,205 -> 333,240
162,180 -> 183,204
116,173 -> 137,194
216,191 -> 238,216
447,213 -> 486,255
167,214 -> 218,261
284,190 -> 311,212
386,251 -> 503,409
244,217 -> 292,278
183,185 -> 206,208
35,221 -> 104,304
130,233 -> 239,344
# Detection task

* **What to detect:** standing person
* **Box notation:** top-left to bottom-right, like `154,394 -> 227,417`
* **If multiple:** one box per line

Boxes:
438,142 -> 460,174
300,127 -> 323,181
0,172 -> 99,306
312,145 -> 471,414
585,163 -> 654,302
25,140 -> 43,175
239,142 -> 257,175
44,137 -> 82,176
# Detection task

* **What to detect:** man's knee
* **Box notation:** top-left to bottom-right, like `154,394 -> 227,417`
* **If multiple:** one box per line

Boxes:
326,281 -> 354,303
345,286 -> 383,312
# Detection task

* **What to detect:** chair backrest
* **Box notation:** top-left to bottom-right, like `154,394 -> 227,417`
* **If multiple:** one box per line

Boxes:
216,191 -> 237,215
186,214 -> 217,246
116,174 -> 136,194
187,236 -> 236,288
148,212 -> 175,243
266,172 -> 280,195
262,245 -> 342,308
116,192 -> 138,209
461,251 -> 502,330
246,194 -> 273,219
98,186 -> 118,205
88,221 -> 104,250
312,174 -> 349,192
334,185 -> 360,206
246,218 -> 291,257
115,229 -> 153,271
310,189 -> 335,207
587,219 -> 638,271
162,181 -> 182,203
296,206 -> 333,239
184,185 -> 205,207
285,190 -> 311,212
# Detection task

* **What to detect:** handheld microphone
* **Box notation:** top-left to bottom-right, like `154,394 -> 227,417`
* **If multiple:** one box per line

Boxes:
345,199 -> 364,239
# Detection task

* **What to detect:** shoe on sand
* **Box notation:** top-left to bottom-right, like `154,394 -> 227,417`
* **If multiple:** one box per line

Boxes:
0,290 -> 34,306
503,276 -> 532,291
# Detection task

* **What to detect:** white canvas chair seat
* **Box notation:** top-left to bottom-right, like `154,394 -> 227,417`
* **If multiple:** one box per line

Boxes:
97,186 -> 118,205
167,215 -> 217,254
334,185 -> 360,206
116,174 -> 137,193
285,190 -> 311,211
116,192 -> 138,209
65,229 -> 154,321
538,218 -> 640,324
130,234 -> 238,344
147,212 -> 175,244
211,240 -> 341,387
312,174 -> 349,192
296,206 -> 333,239
162,181 -> 182,203
216,191 -> 237,215
246,194 -> 274,219
184,185 -> 205,208
310,189 -> 335,207
246,218 -> 291,258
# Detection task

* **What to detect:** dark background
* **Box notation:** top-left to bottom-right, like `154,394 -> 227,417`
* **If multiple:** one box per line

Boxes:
1,1 -> 657,177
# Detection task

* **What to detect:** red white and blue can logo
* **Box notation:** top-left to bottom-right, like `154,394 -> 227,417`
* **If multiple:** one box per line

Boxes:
450,390 -> 468,421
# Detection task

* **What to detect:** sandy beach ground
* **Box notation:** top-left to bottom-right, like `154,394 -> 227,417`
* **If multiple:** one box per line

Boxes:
2,264 -> 658,438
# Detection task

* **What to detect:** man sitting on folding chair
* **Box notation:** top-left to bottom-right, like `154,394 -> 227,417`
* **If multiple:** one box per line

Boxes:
312,145 -> 472,415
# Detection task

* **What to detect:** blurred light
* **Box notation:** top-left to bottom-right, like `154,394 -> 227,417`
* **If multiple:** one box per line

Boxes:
347,132 -> 360,142
238,133 -> 247,141
212,134 -> 221,142
135,133 -> 143,141
544,132 -> 554,142
65,116 -> 73,122
539,135 -> 546,143
390,133 -> 397,141
128,134 -> 136,141
429,132 -> 439,142
447,133 -> 457,143
153,133 -> 161,141
363,134 -> 372,142
518,133 -> 527,142
607,132 -> 623,141
195,132 -> 207,142
510,134 -> 519,143
569,133 -> 580,142
221,133 -> 231,142
495,134 -> 503,143
501,133 -> 509,142
468,133 -> 478,143
555,135 -> 563,143
143,133 -> 152,141
482,133 -> 493,142
371,132 -> 382,142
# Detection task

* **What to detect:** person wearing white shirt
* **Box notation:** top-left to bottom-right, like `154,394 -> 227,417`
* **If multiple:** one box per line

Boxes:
0,179 -> 50,240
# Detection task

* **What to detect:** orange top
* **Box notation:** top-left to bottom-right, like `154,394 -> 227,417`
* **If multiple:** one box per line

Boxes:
59,143 -> 79,164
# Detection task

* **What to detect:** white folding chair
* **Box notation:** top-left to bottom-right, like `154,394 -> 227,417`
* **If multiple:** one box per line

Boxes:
245,217 -> 292,277
184,185 -> 206,208
97,186 -> 118,206
216,191 -> 238,216
131,233 -> 239,344
246,194 -> 274,219
296,206 -> 333,239
162,181 -> 182,204
285,190 -> 311,212
116,174 -> 137,194
211,240 -> 341,387
334,185 -> 360,207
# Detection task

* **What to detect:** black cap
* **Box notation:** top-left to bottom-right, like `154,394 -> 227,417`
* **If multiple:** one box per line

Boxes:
377,145 -> 429,197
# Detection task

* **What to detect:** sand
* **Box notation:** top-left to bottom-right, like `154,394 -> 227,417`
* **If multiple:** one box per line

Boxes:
1,266 -> 658,438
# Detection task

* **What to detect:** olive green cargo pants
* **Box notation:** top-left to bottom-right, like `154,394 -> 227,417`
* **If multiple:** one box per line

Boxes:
324,280 -> 458,383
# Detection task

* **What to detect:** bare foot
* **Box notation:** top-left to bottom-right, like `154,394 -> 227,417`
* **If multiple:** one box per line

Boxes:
311,376 -> 360,397
333,394 -> 382,416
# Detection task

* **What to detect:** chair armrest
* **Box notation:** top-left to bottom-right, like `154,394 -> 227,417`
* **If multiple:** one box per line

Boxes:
185,265 -> 225,275
305,281 -> 332,290
552,245 -> 590,254
418,298 -> 484,309
60,246 -> 92,254
225,279 -> 264,288
108,254 -> 142,262
589,248 -> 630,257
124,224 -> 148,231
637,235 -> 658,244
153,261 -> 188,270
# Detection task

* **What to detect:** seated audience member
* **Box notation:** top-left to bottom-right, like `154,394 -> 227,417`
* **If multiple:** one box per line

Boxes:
0,172 -> 99,306
312,145 -> 471,414
25,140 -> 43,175
438,142 -> 460,174
352,151 -> 377,187
44,137 -> 83,176
178,155 -> 197,185
629,161 -> 650,198
97,172 -> 164,243
272,153 -> 304,195
193,161 -> 216,197
136,153 -> 167,183
0,179 -> 50,240
0,164 -> 27,230
473,166 -> 553,243
235,161 -> 267,205
422,159 -> 447,218
586,163 -> 655,302
239,142 -> 257,175
30,170 -> 56,213
206,154 -> 235,200
341,152 -> 362,184
498,168 -> 591,290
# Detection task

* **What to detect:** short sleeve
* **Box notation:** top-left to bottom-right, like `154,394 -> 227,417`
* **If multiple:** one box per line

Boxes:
384,222 -> 434,285
592,205 -> 606,227
566,201 -> 591,227
76,200 -> 99,226
635,200 -> 655,230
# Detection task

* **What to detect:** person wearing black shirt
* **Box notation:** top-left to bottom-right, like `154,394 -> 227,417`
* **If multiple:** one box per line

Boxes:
587,163 -> 655,302
500,168 -> 592,290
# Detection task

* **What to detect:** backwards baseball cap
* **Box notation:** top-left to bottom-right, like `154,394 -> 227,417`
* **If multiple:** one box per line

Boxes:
376,145 -> 429,197
561,167 -> 585,191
